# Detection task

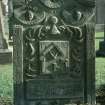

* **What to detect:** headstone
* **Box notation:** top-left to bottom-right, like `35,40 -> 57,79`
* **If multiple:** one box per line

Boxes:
0,0 -> 12,64
1,1 -> 6,16
96,0 -> 105,24
96,0 -> 105,32
96,24 -> 105,57
9,0 -> 95,105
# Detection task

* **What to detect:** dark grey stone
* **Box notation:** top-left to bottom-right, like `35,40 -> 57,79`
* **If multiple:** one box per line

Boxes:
95,24 -> 104,32
96,0 -> 105,24
9,0 -> 96,105
0,49 -> 12,64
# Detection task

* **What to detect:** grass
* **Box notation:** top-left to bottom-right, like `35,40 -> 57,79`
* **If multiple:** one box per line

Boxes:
0,64 -> 13,99
96,58 -> 105,87
95,32 -> 105,89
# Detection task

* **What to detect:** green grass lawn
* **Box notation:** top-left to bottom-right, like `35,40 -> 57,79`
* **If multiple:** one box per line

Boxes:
0,64 -> 13,98
0,32 -> 105,100
95,32 -> 105,88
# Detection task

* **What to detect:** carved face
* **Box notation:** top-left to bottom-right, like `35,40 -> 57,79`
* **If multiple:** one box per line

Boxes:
13,0 -> 46,25
24,10 -> 34,21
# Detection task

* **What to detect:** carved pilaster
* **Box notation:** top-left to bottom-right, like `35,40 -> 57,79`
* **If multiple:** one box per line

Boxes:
13,25 -> 24,105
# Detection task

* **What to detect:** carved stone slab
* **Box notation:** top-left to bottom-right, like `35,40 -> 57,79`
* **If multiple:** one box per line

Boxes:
9,0 -> 96,105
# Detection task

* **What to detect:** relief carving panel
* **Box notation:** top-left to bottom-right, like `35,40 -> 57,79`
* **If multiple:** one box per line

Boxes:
10,0 -> 95,104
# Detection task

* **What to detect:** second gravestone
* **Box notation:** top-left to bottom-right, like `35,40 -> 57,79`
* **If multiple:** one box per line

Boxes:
0,0 -> 12,64
96,24 -> 105,57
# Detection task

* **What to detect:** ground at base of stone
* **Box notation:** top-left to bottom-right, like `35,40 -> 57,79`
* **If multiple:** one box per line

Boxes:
0,49 -> 12,64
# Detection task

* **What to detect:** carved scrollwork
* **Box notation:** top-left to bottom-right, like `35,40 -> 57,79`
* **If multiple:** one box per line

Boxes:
12,0 -> 93,79
64,25 -> 84,76
23,14 -> 84,78
40,0 -> 63,9
61,7 -> 94,26
60,0 -> 95,26
23,28 -> 40,78
13,0 -> 95,27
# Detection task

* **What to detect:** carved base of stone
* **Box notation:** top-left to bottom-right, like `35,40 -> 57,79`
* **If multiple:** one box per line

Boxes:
0,49 -> 12,64
96,41 -> 105,57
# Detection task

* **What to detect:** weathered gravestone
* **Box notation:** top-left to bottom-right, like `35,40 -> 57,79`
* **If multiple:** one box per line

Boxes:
96,0 -> 105,24
96,24 -> 105,57
95,0 -> 105,32
9,0 -> 96,105
0,0 -> 12,64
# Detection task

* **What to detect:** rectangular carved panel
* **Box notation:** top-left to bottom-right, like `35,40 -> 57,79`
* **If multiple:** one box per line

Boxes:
26,79 -> 83,100
40,41 -> 70,74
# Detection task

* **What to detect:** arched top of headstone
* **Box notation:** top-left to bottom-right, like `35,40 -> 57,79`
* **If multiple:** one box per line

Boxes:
11,0 -> 95,27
